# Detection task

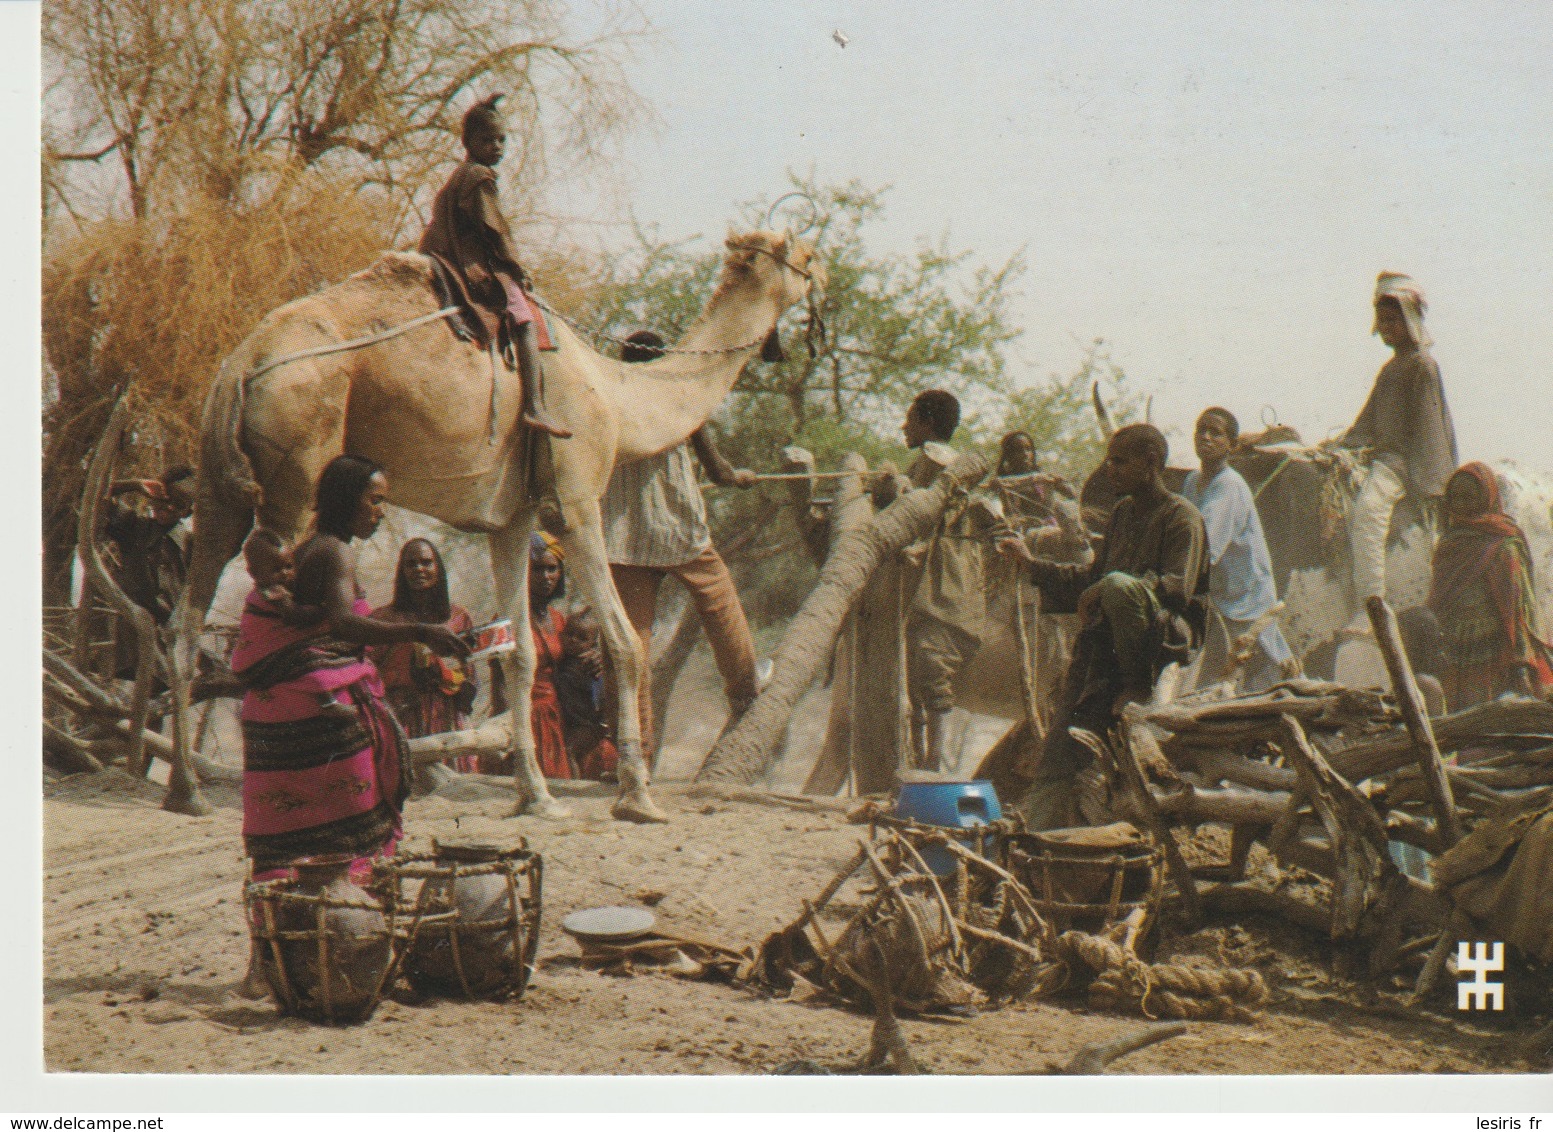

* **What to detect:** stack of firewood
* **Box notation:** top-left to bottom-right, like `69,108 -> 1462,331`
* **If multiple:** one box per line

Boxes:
1074,656 -> 1553,979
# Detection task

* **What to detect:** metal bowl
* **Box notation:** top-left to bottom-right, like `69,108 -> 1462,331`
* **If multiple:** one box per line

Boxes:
561,905 -> 656,943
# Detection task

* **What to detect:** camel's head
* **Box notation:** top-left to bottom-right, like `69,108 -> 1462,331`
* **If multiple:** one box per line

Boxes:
722,230 -> 826,309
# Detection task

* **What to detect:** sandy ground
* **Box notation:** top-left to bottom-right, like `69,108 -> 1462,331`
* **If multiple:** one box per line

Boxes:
43,747 -> 1548,1077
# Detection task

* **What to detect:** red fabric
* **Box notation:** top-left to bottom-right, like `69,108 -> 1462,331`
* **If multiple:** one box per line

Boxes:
369,605 -> 476,769
501,279 -> 555,350
531,606 -> 572,779
238,596 -> 405,872
1430,462 -> 1553,700
574,735 -> 620,781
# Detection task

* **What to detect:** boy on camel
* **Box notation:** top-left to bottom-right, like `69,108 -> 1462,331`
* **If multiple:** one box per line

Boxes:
419,94 -> 570,437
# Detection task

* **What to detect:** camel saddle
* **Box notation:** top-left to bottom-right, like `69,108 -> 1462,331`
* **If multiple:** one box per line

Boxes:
425,252 -> 510,358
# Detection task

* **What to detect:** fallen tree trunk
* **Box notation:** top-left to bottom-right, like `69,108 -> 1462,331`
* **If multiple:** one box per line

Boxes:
801,455 -> 880,796
696,452 -> 989,787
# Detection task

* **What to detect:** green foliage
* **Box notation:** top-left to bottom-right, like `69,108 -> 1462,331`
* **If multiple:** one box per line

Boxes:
591,176 -> 1145,626
1000,339 -> 1146,484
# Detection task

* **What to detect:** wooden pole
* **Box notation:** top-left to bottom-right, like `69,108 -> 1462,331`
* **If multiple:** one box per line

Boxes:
74,399 -> 155,777
1366,596 -> 1462,848
695,452 -> 990,787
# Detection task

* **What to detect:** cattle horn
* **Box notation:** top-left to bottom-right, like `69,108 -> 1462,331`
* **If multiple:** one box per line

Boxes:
1092,382 -> 1115,441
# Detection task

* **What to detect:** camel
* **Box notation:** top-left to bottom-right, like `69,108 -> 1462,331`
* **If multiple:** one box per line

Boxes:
183,230 -> 824,822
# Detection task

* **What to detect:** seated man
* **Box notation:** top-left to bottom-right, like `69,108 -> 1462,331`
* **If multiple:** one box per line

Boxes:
999,424 -> 1208,830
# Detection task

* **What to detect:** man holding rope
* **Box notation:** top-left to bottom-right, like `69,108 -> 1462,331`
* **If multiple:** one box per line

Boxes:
899,390 -> 1004,770
601,330 -> 761,767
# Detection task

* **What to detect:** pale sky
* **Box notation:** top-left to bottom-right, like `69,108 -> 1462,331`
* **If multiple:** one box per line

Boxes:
607,2 -> 1552,467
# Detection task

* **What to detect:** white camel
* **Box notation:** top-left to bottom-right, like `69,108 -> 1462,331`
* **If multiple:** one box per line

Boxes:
184,230 -> 824,822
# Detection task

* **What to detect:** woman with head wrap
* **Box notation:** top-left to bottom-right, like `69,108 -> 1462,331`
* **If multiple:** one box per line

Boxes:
526,530 -> 575,780
369,538 -> 478,765
1428,462 -> 1553,708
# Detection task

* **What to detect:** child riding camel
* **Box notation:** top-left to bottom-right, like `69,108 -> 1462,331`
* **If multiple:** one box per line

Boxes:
419,94 -> 571,438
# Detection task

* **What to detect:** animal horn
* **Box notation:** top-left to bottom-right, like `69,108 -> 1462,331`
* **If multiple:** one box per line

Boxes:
1092,382 -> 1115,441
1145,395 -> 1154,426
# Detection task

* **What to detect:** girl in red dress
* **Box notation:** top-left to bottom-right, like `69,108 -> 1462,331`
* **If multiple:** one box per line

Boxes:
528,531 -> 573,779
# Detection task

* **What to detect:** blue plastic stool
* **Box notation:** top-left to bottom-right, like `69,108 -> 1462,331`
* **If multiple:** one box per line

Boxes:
893,781 -> 1003,875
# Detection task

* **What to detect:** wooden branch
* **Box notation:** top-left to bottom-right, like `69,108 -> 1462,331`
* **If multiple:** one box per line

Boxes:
1277,714 -> 1408,963
406,715 -> 514,765
1199,882 -> 1330,935
1328,699 -> 1553,784
1168,746 -> 1297,793
42,721 -> 105,774
73,397 -> 157,775
1413,908 -> 1472,1003
1078,719 -> 1202,923
44,650 -> 127,716
1151,782 -> 1293,826
1055,1022 -> 1188,1075
1367,596 -> 1461,848
697,451 -> 990,786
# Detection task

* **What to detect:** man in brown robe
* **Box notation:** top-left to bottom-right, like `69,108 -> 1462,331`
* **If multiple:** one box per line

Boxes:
900,390 -> 1004,770
419,94 -> 570,437
1000,424 -> 1208,829
1338,272 -> 1457,630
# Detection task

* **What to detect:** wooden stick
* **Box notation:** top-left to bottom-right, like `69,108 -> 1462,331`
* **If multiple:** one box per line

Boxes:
1367,596 -> 1462,848
745,470 -> 893,483
73,399 -> 157,776
1056,1022 -> 1188,1075
1412,908 -> 1471,1003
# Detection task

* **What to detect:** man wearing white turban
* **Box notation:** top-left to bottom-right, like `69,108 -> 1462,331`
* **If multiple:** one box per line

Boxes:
1339,272 -> 1458,631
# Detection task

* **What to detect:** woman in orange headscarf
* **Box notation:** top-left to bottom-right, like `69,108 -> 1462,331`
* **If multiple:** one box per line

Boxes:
1428,463 -> 1553,708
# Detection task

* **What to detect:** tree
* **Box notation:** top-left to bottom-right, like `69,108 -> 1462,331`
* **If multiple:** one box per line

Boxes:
41,0 -> 650,604
43,0 -> 651,224
587,176 -> 1029,623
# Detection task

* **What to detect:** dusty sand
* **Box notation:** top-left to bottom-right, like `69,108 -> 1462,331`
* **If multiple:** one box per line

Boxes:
43,753 -> 1545,1077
